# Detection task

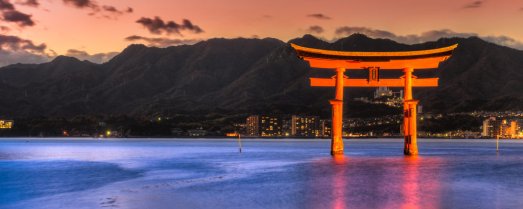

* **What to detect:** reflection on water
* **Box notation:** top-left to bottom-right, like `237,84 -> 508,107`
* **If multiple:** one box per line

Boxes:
307,152 -> 523,209
308,155 -> 462,209
2,138 -> 523,209
332,156 -> 347,209
401,156 -> 421,209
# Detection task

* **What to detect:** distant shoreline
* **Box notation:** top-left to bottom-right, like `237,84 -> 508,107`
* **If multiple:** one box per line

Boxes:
0,137 -> 508,141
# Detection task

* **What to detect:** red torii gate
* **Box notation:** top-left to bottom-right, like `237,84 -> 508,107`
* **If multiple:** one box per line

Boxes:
291,43 -> 458,156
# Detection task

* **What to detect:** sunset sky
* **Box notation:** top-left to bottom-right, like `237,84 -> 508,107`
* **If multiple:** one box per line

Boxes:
1,0 -> 523,66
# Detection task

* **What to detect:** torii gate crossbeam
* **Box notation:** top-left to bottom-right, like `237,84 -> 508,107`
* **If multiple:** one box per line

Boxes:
291,43 -> 458,156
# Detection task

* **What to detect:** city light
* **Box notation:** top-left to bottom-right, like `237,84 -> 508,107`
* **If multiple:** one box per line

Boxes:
0,120 -> 13,129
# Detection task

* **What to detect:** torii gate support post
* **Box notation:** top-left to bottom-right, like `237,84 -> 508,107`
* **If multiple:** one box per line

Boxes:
403,67 -> 419,155
330,67 -> 345,156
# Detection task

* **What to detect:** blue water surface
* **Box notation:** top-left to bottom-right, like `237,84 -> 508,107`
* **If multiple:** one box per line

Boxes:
1,138 -> 523,209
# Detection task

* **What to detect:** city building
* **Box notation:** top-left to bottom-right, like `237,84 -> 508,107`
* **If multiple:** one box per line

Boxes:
171,128 -> 184,136
105,130 -> 122,138
482,117 -> 496,137
226,132 -> 240,137
0,120 -> 13,129
509,121 -> 518,138
482,117 -> 521,138
188,128 -> 207,137
282,117 -> 292,137
500,119 -> 518,139
232,123 -> 246,136
246,115 -> 260,136
354,87 -> 404,108
246,115 -> 283,137
320,119 -> 331,138
291,115 -> 320,137
374,87 -> 395,98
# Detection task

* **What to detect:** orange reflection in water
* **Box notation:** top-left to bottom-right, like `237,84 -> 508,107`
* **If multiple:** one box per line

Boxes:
401,156 -> 420,209
332,155 -> 347,209
308,155 -> 443,209
401,156 -> 442,209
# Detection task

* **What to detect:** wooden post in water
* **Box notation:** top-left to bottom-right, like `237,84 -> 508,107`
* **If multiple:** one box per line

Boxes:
237,134 -> 243,153
403,67 -> 419,156
330,67 -> 346,156
496,135 -> 499,153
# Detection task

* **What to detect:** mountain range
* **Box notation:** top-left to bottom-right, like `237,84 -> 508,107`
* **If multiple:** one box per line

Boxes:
1,34 -> 522,118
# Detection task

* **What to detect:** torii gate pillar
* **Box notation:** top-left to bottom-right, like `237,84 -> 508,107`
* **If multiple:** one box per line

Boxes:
403,68 -> 418,155
330,68 -> 345,156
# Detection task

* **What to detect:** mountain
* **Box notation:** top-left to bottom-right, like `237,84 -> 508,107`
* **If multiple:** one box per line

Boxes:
0,34 -> 522,118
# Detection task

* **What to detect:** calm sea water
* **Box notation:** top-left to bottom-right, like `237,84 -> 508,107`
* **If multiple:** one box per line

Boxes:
1,138 -> 523,209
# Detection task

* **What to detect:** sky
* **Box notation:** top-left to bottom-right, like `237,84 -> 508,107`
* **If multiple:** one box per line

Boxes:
1,0 -> 523,66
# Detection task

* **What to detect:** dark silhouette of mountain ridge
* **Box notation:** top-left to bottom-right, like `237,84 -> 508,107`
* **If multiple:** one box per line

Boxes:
0,34 -> 522,118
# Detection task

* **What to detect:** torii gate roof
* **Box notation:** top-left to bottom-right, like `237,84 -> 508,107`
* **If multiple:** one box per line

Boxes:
290,43 -> 458,69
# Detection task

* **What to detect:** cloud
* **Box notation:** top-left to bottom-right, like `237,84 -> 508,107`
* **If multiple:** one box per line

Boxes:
0,34 -> 120,66
0,0 -> 35,27
62,0 -> 132,18
335,26 -> 398,40
136,16 -> 204,36
480,36 -> 523,50
0,50 -> 51,66
2,10 -> 34,26
65,49 -> 118,63
0,34 -> 46,52
16,0 -> 38,7
307,13 -> 331,20
0,0 -> 15,10
0,25 -> 9,31
334,26 -> 523,50
0,34 -> 52,66
125,35 -> 200,47
62,0 -> 97,9
306,25 -> 324,34
335,27 -> 481,44
102,5 -> 132,15
462,0 -> 483,9
101,5 -> 116,12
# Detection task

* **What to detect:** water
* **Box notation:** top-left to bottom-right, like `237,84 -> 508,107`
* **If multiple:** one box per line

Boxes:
1,138 -> 523,209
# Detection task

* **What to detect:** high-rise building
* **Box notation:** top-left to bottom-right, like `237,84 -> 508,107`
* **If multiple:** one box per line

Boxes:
320,119 -> 331,137
500,119 -> 518,139
517,119 -> 523,139
282,117 -> 292,137
246,115 -> 283,137
509,121 -> 518,138
246,115 -> 260,136
482,117 -> 492,137
291,115 -> 320,137
482,117 -> 496,137
482,117 -> 521,139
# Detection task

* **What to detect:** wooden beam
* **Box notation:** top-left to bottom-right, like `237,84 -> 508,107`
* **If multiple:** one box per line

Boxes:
291,43 -> 458,58
304,56 -> 450,70
310,77 -> 438,87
